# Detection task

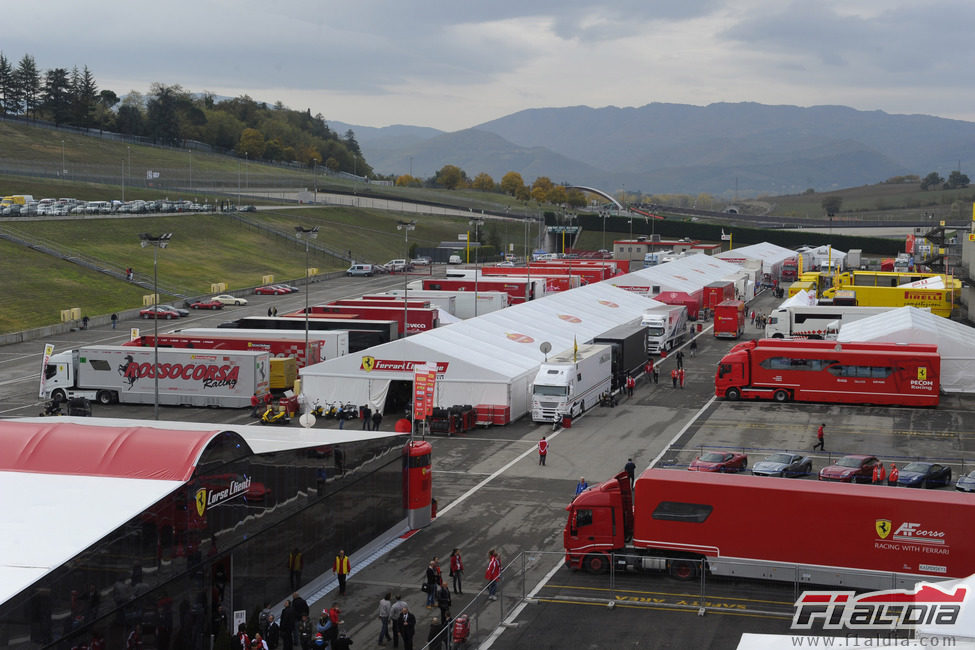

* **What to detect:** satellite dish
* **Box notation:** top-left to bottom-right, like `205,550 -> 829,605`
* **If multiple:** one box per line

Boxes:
299,413 -> 316,428
540,341 -> 551,361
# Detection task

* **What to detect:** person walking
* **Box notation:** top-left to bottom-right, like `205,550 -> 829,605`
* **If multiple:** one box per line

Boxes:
449,548 -> 464,595
575,477 -> 588,495
377,592 -> 393,646
625,374 -> 635,397
372,410 -> 383,431
425,560 -> 439,608
426,617 -> 446,650
485,550 -> 501,601
644,359 -> 654,379
652,366 -> 659,384
676,350 -> 684,370
399,606 -> 417,650
538,436 -> 548,466
251,393 -> 262,418
82,315 -> 90,330
813,423 -> 825,451
268,307 -> 273,317
888,463 -> 899,486
390,595 -> 407,649
361,404 -> 371,430
111,313 -> 118,329
671,368 -> 678,388
679,367 -> 685,389
624,458 -> 636,489
288,548 -> 303,590
333,550 -> 350,596
689,338 -> 697,357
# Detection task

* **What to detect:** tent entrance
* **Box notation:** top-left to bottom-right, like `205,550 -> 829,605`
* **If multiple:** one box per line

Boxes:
385,379 -> 413,418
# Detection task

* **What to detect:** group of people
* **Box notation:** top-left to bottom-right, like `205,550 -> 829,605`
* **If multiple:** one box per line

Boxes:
750,310 -> 769,329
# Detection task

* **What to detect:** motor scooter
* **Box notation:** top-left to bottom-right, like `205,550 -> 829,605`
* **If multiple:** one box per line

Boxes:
261,405 -> 290,426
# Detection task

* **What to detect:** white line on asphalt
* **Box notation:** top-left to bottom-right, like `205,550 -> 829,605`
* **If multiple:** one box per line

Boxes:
648,395 -> 717,469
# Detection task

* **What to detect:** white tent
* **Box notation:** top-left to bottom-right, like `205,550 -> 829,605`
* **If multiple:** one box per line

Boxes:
299,282 -> 664,422
606,253 -> 744,296
836,307 -> 975,393
776,289 -> 817,309
715,242 -> 796,281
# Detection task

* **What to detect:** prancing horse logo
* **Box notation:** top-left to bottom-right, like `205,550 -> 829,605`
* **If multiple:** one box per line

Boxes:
875,519 -> 892,539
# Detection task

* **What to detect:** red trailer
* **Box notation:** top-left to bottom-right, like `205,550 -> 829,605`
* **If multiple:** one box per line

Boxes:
125,334 -> 324,367
712,299 -> 745,339
287,304 -> 439,335
564,469 -> 975,589
422,277 -> 540,304
330,298 -> 433,310
654,291 -> 701,320
479,267 -> 582,292
529,264 -> 610,284
781,257 -> 799,281
702,281 -> 735,310
715,339 -> 940,406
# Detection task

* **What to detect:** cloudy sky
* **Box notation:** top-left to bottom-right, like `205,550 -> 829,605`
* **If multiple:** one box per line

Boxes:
6,0 -> 974,131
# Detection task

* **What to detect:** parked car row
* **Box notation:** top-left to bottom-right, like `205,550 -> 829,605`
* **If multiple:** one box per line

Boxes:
687,450 -> 966,489
346,258 -> 432,277
3,196 -> 218,217
254,284 -> 299,295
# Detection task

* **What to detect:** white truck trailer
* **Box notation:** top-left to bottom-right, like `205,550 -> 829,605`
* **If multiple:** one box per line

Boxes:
41,345 -> 270,407
763,305 -> 912,339
388,289 -> 510,319
172,328 -> 350,362
530,343 -> 612,423
641,305 -> 688,353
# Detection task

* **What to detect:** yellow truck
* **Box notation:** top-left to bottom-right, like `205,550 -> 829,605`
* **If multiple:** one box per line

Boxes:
832,270 -> 962,292
821,283 -> 955,317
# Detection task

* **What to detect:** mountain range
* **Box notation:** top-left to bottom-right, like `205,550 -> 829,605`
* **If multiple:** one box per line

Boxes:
330,102 -> 975,198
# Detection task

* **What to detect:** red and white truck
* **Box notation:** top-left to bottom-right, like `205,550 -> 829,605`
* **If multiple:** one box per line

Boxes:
702,281 -> 735,311
712,299 -> 745,339
125,334 -> 324,368
41,345 -> 270,407
171,328 -> 349,362
287,304 -> 439,335
381,289 -> 510,319
564,468 -> 975,589
422,277 -> 542,304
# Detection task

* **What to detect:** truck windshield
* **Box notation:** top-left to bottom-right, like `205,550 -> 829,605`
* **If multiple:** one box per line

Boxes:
533,385 -> 568,397
646,326 -> 664,336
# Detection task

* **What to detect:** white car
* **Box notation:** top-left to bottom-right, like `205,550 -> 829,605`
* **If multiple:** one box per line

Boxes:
212,294 -> 248,306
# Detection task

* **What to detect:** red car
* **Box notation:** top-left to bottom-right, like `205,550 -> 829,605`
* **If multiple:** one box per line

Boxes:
688,451 -> 748,472
818,455 -> 880,483
189,299 -> 224,310
254,285 -> 289,295
139,305 -> 180,320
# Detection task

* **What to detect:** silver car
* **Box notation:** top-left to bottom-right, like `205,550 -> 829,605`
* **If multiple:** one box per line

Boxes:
751,453 -> 812,478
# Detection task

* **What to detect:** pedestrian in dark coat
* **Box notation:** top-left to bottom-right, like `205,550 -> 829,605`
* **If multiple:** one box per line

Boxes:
361,404 -> 371,430
372,410 -> 383,431
624,458 -> 636,488
279,601 -> 295,650
400,606 -> 417,650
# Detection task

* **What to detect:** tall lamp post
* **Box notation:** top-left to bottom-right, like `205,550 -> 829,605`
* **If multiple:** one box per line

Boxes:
397,221 -> 416,335
469,218 -> 484,315
294,226 -> 320,362
139,232 -> 174,420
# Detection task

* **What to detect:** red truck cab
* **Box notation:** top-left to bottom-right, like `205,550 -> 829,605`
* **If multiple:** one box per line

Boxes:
712,299 -> 745,339
564,471 -> 633,573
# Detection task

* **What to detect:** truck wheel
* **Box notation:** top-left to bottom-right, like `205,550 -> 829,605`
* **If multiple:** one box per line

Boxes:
668,560 -> 698,580
96,390 -> 114,405
585,554 -> 609,574
52,389 -> 67,402
772,333 -> 784,339
773,389 -> 789,402
725,388 -> 740,401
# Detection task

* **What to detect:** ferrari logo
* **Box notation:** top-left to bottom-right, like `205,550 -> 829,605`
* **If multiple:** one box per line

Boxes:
361,356 -> 376,372
195,488 -> 207,517
875,519 -> 892,539
917,367 -> 927,381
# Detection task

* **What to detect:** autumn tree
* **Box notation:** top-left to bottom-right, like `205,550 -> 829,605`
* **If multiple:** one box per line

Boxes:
396,174 -> 421,187
236,127 -> 266,159
435,164 -> 466,189
566,188 -> 587,208
472,172 -> 495,192
920,172 -> 944,191
500,171 -> 524,196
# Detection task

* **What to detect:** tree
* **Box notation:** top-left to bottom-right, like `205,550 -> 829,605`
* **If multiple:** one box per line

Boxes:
72,65 -> 98,128
434,164 -> 465,189
500,171 -> 524,196
944,170 -> 970,190
146,83 -> 183,145
237,128 -> 266,159
821,196 -> 842,217
396,174 -> 421,187
0,53 -> 15,116
14,54 -> 40,118
531,176 -> 554,194
41,67 -> 72,125
920,172 -> 944,190
343,129 -> 361,156
566,188 -> 587,208
546,185 -> 567,205
471,172 -> 495,192
116,104 -> 144,136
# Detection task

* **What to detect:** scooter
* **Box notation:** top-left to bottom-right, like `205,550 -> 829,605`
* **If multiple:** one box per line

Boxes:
311,400 -> 325,417
39,399 -> 63,417
261,406 -> 290,426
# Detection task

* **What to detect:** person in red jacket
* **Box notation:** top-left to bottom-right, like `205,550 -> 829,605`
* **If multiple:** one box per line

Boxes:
449,548 -> 464,595
333,550 -> 351,596
484,550 -> 501,601
538,436 -> 548,466
872,464 -> 880,484
625,374 -> 635,397
888,463 -> 899,486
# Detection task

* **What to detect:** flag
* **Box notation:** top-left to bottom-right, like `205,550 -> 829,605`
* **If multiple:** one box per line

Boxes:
573,336 -> 578,362
720,229 -> 731,241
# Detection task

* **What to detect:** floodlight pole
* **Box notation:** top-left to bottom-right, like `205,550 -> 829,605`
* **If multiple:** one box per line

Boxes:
469,218 -> 483,316
397,221 -> 416,335
294,226 -> 319,363
139,233 -> 174,420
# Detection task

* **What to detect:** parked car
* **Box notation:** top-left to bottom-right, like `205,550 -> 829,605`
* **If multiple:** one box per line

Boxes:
751,453 -> 812,478
955,470 -> 975,492
189,299 -> 224,310
448,254 -> 462,265
254,285 -> 289,295
818,455 -> 880,483
139,305 -> 181,320
274,284 -> 299,293
895,462 -> 952,488
384,259 -> 413,272
347,264 -> 375,277
158,303 -> 189,317
688,451 -> 748,473
411,257 -> 432,266
212,294 -> 248,306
